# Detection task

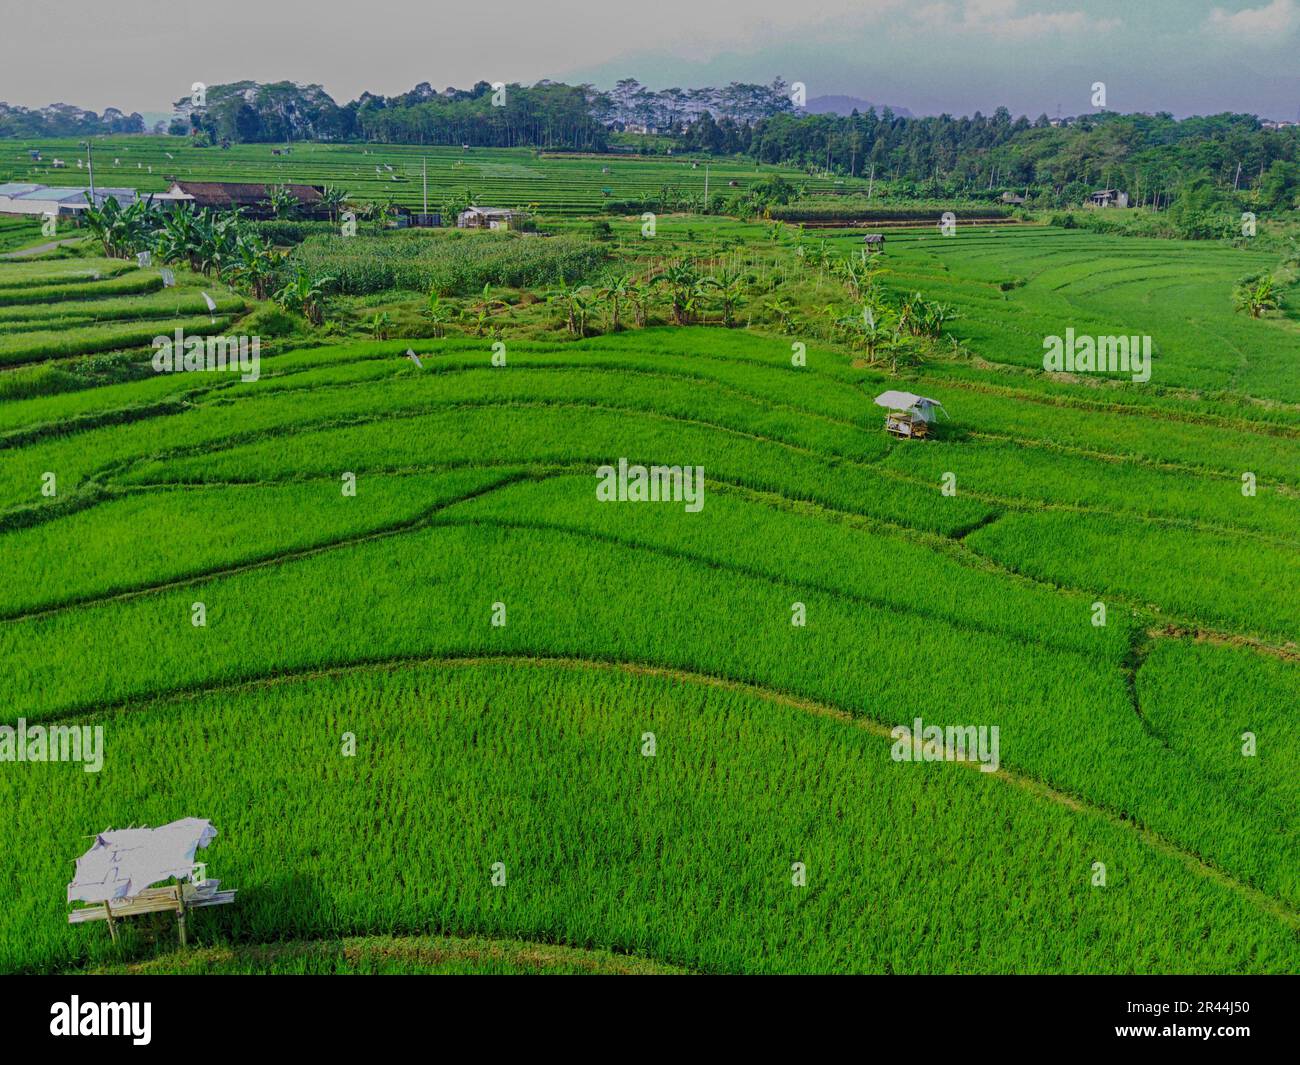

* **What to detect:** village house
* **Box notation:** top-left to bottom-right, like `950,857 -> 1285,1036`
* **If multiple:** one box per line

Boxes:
457,205 -> 522,230
162,181 -> 327,218
1087,188 -> 1129,208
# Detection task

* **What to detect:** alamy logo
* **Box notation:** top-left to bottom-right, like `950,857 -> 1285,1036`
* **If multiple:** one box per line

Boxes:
152,328 -> 260,382
50,997 -> 150,1045
0,719 -> 103,773
596,458 -> 704,512
890,717 -> 1000,773
1043,328 -> 1150,383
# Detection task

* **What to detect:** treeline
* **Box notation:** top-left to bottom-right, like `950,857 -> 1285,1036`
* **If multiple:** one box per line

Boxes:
177,80 -> 608,150
742,109 -> 1300,208
0,102 -> 146,138
601,78 -> 794,128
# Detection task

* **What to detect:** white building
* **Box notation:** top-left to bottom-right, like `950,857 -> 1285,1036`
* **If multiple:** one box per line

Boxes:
0,183 -> 190,218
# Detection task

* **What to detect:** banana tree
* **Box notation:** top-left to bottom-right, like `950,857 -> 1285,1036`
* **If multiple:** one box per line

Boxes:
319,185 -> 350,223
369,311 -> 392,340
706,268 -> 747,327
80,195 -> 155,258
229,234 -> 281,300
597,273 -> 633,331
154,205 -> 203,271
764,296 -> 798,335
274,267 -> 332,326
659,261 -> 706,325
422,291 -> 453,338
546,280 -> 594,336
464,282 -> 510,337
1233,276 -> 1279,319
263,185 -> 299,220
626,279 -> 654,328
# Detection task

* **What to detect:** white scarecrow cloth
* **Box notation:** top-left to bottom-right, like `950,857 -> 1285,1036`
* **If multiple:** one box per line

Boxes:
67,818 -> 217,904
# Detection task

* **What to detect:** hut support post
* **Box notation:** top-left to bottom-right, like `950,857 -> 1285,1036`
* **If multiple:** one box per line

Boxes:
175,886 -> 188,947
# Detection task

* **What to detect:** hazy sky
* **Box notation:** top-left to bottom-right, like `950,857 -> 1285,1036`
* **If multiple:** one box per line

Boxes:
2,0 -> 1298,119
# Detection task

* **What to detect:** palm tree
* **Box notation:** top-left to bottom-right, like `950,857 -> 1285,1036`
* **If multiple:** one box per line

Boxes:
79,197 -> 115,257
1234,276 -> 1280,319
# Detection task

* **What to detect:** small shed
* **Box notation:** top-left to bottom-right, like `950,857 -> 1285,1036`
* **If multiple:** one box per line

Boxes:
1087,189 -> 1129,208
863,233 -> 885,252
873,390 -> 947,439
457,205 -> 522,230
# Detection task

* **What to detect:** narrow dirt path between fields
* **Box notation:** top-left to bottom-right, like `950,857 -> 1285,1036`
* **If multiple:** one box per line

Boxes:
0,238 -> 83,259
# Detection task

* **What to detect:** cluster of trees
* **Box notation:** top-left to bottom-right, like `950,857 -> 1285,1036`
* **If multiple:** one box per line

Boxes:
600,78 -> 794,130
173,81 -> 353,143
353,82 -> 607,149
78,195 -> 336,323
742,109 -> 1300,209
174,80 -> 608,150
0,102 -> 145,138
168,77 -> 796,149
539,263 -> 749,338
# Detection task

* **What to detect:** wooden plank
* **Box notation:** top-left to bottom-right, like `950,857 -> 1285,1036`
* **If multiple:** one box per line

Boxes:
70,888 -> 237,922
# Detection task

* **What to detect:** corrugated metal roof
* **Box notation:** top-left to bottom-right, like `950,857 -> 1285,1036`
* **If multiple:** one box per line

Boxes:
0,184 -> 141,204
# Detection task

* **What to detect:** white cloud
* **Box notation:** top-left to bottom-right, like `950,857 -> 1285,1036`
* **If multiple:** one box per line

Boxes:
918,1 -> 1118,40
1207,0 -> 1300,38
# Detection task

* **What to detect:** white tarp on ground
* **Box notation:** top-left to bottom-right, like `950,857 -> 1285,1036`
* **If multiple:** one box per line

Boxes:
67,819 -> 217,904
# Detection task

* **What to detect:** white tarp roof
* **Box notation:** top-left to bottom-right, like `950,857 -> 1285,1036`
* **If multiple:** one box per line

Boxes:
873,391 -> 948,423
67,818 -> 217,904
874,390 -> 946,410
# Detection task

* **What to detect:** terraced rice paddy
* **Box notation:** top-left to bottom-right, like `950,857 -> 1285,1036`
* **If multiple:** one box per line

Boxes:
0,223 -> 1295,975
0,139 -> 841,216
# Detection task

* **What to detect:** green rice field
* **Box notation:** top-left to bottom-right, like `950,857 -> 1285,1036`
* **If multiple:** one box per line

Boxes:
0,139 -> 843,216
0,214 -> 1295,976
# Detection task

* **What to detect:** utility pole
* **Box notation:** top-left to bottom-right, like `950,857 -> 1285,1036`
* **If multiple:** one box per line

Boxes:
703,163 -> 709,210
83,140 -> 95,200
422,156 -> 428,217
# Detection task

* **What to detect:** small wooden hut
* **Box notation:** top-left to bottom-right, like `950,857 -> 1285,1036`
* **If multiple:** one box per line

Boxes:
874,390 -> 947,439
